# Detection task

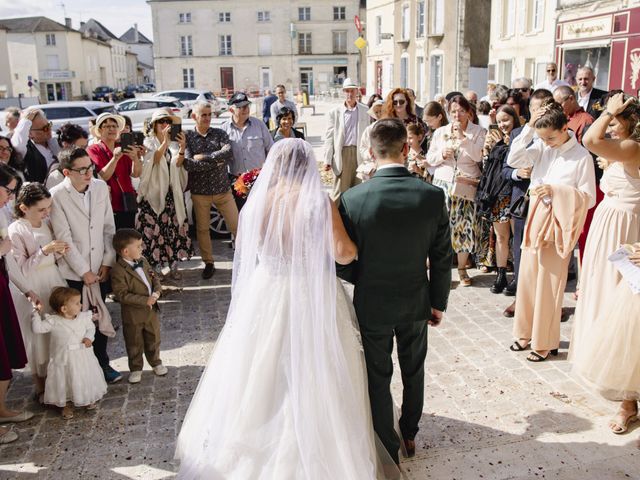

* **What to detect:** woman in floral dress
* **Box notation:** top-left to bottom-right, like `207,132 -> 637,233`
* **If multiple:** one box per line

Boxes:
136,109 -> 193,280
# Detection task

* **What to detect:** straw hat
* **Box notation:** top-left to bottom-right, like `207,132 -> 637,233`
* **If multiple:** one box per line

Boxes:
367,100 -> 384,120
93,112 -> 126,139
149,108 -> 181,125
342,78 -> 359,90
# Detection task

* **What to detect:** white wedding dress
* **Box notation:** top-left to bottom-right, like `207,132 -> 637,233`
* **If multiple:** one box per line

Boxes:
176,140 -> 397,479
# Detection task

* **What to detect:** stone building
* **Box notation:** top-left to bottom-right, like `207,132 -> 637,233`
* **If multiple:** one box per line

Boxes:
79,19 -> 129,89
365,0 -> 490,103
148,0 -> 366,96
120,24 -> 155,85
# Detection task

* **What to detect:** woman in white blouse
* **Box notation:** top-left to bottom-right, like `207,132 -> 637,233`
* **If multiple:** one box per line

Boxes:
507,100 -> 596,362
427,95 -> 486,287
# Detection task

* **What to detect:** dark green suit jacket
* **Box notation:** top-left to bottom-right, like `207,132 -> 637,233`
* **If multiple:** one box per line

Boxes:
338,166 -> 453,327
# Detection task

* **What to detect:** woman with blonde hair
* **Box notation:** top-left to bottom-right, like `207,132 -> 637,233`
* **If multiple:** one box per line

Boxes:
136,109 -> 193,280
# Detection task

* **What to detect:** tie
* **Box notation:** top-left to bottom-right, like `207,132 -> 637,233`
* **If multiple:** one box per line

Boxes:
131,260 -> 144,270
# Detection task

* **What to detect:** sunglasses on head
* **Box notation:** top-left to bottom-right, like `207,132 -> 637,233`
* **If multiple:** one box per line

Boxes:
393,99 -> 406,106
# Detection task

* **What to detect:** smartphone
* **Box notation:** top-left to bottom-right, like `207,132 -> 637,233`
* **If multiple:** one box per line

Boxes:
489,124 -> 500,132
119,132 -> 134,150
170,124 -> 182,141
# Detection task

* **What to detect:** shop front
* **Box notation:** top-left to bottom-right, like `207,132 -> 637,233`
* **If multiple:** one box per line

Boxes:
556,7 -> 640,94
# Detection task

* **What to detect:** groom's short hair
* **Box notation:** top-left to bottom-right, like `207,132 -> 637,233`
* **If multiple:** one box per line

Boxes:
370,118 -> 407,159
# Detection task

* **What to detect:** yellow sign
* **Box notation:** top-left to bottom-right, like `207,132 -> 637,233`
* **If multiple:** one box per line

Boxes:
354,37 -> 367,50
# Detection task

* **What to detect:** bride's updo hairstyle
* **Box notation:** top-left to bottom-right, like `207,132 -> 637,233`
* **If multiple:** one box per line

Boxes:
534,100 -> 567,130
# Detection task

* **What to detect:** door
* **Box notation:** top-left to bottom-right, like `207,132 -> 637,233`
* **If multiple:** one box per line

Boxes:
260,67 -> 272,91
220,67 -> 234,95
300,68 -> 313,95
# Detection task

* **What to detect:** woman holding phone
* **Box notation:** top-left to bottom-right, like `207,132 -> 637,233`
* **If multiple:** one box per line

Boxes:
136,109 -> 192,280
87,113 -> 143,229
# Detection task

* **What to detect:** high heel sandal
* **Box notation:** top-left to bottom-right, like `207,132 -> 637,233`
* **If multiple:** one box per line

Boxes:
509,340 -> 530,352
526,349 -> 558,362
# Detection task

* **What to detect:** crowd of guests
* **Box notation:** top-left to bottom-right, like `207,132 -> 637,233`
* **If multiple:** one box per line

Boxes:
1,71 -> 639,447
324,70 -> 639,443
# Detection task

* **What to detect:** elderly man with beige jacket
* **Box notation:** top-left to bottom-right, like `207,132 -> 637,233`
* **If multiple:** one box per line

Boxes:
323,78 -> 370,203
49,146 -> 121,384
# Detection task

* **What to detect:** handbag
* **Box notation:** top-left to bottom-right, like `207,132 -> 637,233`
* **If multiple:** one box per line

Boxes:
115,177 -> 138,213
449,151 -> 479,202
508,192 -> 530,219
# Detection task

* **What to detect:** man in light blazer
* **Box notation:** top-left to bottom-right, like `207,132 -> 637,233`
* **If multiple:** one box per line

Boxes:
323,78 -> 370,204
49,146 -> 121,383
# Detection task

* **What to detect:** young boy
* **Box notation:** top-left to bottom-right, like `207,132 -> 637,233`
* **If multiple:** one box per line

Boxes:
110,229 -> 167,383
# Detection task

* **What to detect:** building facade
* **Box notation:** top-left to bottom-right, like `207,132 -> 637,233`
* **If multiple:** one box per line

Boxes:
120,25 -> 156,84
80,19 -> 129,89
365,0 -> 490,103
148,0 -> 365,95
555,0 -> 640,94
488,0 -> 558,87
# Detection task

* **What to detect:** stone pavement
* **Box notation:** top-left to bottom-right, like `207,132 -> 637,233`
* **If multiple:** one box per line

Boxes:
1,99 -> 639,479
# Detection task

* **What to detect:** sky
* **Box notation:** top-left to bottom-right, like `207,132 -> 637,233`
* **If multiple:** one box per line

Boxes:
0,0 -> 154,40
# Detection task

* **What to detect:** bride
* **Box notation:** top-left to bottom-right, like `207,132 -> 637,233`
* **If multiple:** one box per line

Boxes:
175,139 -> 399,479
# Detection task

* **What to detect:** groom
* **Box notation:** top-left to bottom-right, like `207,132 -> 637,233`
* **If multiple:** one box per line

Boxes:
338,118 -> 453,464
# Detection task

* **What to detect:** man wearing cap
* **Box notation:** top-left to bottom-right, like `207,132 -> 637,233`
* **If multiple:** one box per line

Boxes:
269,85 -> 298,126
222,92 -> 273,177
323,78 -> 370,203
11,108 -> 60,182
185,101 -> 238,280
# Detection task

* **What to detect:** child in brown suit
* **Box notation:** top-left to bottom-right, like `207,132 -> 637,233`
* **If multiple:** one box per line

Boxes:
111,229 -> 167,384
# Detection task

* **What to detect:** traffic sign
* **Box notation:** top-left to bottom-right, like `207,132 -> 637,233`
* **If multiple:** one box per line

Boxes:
354,15 -> 362,33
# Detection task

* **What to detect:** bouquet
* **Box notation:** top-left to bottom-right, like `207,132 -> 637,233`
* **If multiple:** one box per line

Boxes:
233,168 -> 261,199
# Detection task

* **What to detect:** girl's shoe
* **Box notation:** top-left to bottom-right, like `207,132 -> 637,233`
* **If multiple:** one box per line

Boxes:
609,409 -> 639,434
62,405 -> 74,419
86,403 -> 98,411
526,349 -> 559,362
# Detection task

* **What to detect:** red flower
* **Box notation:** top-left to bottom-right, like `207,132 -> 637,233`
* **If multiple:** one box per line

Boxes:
233,168 -> 262,199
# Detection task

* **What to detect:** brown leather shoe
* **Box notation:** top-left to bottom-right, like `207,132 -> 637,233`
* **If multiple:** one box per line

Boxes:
403,438 -> 415,458
503,301 -> 515,318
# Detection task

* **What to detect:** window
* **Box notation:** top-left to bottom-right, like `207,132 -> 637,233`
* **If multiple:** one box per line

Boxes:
416,2 -> 425,38
298,32 -> 312,54
501,0 -> 515,37
416,56 -> 424,100
298,7 -> 311,21
258,34 -> 272,56
526,0 -> 543,32
219,12 -> 231,23
429,54 -> 443,99
400,57 -> 408,88
524,58 -> 535,79
375,16 -> 382,45
219,35 -> 232,55
401,5 -> 410,40
499,59 -> 513,85
45,34 -> 56,46
332,31 -> 347,53
182,68 -> 195,88
180,35 -> 193,56
257,11 -> 270,22
333,6 -> 346,20
430,0 -> 444,35
179,12 -> 191,23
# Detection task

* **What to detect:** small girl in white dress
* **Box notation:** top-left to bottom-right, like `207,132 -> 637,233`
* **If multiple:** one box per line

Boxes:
32,286 -> 107,419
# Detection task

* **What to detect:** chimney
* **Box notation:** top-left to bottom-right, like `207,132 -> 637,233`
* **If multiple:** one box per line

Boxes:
134,23 -> 139,43
80,21 -> 86,29
65,17 -> 72,29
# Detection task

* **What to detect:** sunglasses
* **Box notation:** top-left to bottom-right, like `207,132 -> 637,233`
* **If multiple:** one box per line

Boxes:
0,146 -> 13,154
393,99 -> 406,106
31,121 -> 53,132
68,164 -> 95,175
156,118 -> 172,125
0,184 -> 18,196
547,69 -> 556,73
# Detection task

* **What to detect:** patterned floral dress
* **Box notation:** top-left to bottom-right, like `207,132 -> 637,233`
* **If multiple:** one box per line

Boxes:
135,167 -> 193,269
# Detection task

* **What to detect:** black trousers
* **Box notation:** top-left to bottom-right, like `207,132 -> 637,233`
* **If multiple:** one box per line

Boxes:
66,279 -> 110,369
360,321 -> 428,464
512,215 -> 526,287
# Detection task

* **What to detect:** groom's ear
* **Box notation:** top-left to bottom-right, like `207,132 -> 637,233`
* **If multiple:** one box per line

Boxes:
368,147 -> 376,161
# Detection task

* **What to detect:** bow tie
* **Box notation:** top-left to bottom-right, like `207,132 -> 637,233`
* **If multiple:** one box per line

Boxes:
131,260 -> 144,270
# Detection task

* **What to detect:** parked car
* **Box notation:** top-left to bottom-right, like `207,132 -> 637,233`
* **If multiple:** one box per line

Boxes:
155,89 -> 228,116
115,96 -> 188,126
122,85 -> 140,99
92,86 -> 121,102
34,101 -> 116,132
143,83 -> 156,92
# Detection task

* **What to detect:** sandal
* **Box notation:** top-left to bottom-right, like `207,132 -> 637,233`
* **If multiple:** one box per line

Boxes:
526,349 -> 558,362
458,269 -> 472,287
509,340 -> 530,352
62,405 -> 74,420
609,409 -> 639,434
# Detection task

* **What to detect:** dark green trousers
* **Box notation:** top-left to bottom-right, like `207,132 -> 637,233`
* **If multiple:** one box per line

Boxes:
360,321 -> 428,464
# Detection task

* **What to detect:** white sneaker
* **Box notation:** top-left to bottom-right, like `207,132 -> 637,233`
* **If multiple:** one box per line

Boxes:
153,364 -> 168,376
128,371 -> 142,384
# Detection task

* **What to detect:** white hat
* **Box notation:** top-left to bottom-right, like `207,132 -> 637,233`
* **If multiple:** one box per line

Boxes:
342,78 -> 359,90
93,112 -> 126,138
149,108 -> 181,125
